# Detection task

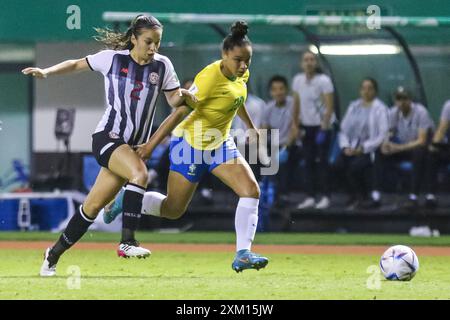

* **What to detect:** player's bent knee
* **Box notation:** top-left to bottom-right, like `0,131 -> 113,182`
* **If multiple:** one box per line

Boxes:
239,182 -> 260,199
164,205 -> 187,220
129,166 -> 148,186
251,184 -> 261,199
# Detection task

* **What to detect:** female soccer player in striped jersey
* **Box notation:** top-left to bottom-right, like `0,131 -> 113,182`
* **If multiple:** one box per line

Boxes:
105,21 -> 269,272
23,15 -> 196,276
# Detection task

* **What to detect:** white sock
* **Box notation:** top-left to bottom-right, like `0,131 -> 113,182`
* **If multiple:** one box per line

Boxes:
141,191 -> 166,217
235,197 -> 259,252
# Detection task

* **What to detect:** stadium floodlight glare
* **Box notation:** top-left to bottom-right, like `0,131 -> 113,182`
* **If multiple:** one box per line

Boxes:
309,44 -> 401,55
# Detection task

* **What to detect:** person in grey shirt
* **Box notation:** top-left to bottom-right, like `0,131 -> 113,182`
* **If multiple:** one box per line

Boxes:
381,87 -> 435,208
336,78 -> 389,209
425,100 -> 450,208
261,75 -> 299,206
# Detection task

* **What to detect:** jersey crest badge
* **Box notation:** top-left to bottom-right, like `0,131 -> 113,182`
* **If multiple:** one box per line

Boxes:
149,72 -> 160,85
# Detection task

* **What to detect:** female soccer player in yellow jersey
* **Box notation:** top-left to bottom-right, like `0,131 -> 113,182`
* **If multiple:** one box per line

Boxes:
105,21 -> 268,272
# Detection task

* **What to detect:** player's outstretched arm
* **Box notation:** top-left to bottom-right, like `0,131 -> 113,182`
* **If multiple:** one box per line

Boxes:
237,104 -> 257,131
21,58 -> 90,78
164,88 -> 198,108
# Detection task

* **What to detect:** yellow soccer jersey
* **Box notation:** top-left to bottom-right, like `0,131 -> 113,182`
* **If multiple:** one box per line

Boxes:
173,60 -> 249,150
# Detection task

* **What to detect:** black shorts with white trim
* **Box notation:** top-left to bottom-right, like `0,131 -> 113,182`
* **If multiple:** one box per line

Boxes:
92,131 -> 127,168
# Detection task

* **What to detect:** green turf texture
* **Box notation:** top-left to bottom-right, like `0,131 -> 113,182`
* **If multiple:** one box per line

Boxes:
1,231 -> 450,246
1,232 -> 449,299
0,249 -> 449,299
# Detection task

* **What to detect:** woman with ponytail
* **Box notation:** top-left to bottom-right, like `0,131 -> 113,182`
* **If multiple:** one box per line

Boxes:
23,14 -> 196,276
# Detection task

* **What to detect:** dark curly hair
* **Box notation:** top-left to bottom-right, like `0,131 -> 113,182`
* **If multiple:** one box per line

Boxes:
222,21 -> 252,51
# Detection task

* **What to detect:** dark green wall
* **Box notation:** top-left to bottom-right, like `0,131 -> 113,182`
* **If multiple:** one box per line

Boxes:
1,0 -> 450,42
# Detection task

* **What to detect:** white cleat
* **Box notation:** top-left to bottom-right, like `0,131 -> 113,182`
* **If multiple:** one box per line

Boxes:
40,248 -> 57,277
315,196 -> 330,210
117,242 -> 151,259
297,197 -> 316,210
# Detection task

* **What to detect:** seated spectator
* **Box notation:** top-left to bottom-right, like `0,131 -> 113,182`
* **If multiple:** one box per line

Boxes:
261,75 -> 299,206
425,100 -> 450,208
380,87 -> 435,208
336,78 -> 389,210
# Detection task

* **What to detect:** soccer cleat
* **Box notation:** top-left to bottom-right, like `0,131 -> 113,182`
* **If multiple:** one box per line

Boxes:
117,241 -> 151,259
103,189 -> 125,224
40,248 -> 57,277
232,249 -> 269,273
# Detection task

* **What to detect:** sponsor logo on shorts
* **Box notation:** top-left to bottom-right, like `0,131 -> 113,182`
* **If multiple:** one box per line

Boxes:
109,132 -> 120,139
149,72 -> 160,85
188,164 -> 197,176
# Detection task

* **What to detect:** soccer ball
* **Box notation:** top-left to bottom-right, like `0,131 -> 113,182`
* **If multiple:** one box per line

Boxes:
379,245 -> 419,281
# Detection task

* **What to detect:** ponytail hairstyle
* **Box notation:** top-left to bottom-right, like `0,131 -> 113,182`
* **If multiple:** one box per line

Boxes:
94,14 -> 162,50
222,21 -> 251,51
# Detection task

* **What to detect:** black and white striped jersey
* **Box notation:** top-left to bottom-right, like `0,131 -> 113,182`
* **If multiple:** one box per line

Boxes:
86,49 -> 180,146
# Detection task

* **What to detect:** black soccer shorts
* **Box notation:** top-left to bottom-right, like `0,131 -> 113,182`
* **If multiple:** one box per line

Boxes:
92,131 -> 127,168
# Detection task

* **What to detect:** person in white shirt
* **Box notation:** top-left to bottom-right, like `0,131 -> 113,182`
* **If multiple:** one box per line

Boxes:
381,87 -> 434,208
336,78 -> 389,209
292,51 -> 334,210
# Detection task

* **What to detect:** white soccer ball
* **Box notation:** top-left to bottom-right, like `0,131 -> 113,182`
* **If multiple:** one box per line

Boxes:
379,245 -> 419,281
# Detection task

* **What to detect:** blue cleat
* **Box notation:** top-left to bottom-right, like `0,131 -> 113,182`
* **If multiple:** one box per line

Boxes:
232,249 -> 269,273
103,188 -> 125,224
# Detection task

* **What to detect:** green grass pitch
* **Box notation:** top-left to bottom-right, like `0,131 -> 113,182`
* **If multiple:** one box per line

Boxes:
2,231 -> 450,246
0,232 -> 449,300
